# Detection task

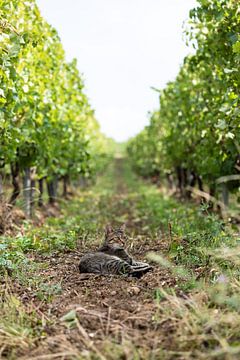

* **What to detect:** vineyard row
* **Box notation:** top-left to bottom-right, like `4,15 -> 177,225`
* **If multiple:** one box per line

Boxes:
128,0 -> 240,208
0,0 -> 113,218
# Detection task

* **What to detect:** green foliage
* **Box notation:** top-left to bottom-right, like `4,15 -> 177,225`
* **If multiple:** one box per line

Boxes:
128,0 -> 240,189
0,0 -> 112,184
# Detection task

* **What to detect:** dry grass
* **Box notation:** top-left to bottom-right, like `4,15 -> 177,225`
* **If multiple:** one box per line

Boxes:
155,287 -> 240,358
0,280 -> 43,358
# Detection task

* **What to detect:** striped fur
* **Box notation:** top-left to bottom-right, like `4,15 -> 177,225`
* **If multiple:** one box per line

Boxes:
79,225 -> 152,277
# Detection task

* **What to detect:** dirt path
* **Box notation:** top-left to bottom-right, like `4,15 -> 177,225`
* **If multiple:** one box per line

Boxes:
10,159 -> 183,360
2,159 -> 239,360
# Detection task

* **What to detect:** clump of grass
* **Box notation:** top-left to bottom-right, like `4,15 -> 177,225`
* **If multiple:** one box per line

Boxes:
150,229 -> 240,358
0,282 -> 45,358
153,285 -> 240,359
0,236 -> 64,308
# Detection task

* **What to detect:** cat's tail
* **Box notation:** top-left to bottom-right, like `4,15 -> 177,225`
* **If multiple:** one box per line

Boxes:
106,258 -> 152,278
129,263 -> 153,278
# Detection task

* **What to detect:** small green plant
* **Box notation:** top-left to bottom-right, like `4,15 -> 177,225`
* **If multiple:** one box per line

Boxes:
36,282 -> 62,301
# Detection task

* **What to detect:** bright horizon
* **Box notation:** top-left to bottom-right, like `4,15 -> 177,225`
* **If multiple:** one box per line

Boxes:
36,0 -> 197,142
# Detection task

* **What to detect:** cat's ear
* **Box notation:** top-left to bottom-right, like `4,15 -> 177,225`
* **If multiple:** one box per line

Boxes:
120,224 -> 126,231
105,225 -> 113,235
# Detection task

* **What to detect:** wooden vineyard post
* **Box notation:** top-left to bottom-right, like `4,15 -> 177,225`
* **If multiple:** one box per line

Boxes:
23,168 -> 31,218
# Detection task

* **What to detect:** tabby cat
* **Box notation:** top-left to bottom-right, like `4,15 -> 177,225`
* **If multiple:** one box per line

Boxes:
79,225 -> 152,277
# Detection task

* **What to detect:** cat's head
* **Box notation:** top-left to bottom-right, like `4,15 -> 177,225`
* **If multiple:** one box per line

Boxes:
104,224 -> 127,246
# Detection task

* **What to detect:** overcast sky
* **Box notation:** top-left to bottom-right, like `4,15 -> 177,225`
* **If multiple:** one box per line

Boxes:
36,0 -> 197,142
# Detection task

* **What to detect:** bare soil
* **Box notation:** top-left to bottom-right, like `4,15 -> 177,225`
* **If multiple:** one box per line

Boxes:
3,161 -> 186,360
15,238 -> 183,359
